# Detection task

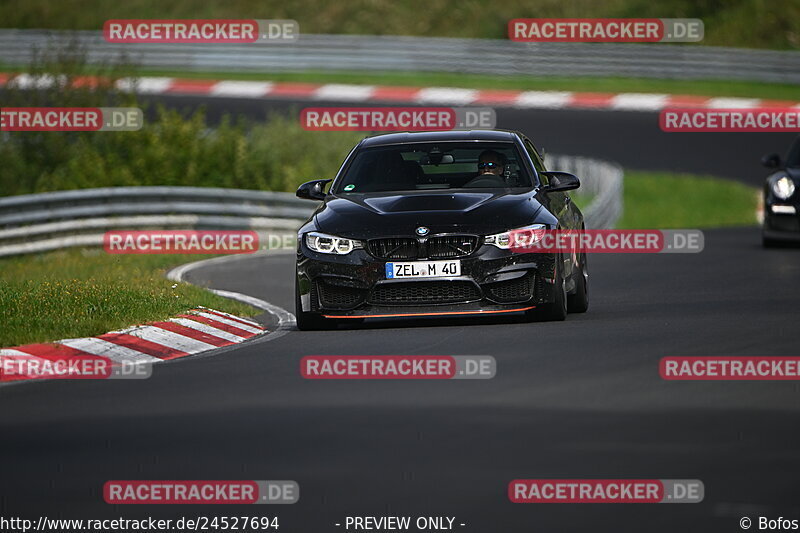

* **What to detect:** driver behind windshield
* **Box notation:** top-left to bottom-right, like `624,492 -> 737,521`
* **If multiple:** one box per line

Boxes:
476,149 -> 507,177
461,149 -> 510,187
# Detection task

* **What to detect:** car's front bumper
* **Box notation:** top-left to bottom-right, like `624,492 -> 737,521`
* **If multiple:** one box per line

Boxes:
763,201 -> 800,241
296,244 -> 559,318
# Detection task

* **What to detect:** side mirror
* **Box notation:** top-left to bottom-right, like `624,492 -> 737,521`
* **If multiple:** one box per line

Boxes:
296,179 -> 331,201
762,153 -> 782,169
542,171 -> 580,192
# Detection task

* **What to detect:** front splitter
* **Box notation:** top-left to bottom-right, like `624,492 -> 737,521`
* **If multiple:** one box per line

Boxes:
323,305 -> 535,319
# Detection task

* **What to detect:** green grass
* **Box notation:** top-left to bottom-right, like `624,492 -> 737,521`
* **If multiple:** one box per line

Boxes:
617,171 -> 759,229
0,0 -> 797,50
570,192 -> 595,211
0,249 -> 260,347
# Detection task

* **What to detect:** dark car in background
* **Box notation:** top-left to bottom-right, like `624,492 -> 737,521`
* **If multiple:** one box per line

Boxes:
293,130 -> 588,330
762,135 -> 800,247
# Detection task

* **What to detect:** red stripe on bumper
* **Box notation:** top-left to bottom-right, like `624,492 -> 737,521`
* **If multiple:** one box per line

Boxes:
324,306 -> 535,319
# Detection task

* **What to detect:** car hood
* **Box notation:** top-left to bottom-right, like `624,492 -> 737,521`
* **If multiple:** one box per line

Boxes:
314,190 -> 543,238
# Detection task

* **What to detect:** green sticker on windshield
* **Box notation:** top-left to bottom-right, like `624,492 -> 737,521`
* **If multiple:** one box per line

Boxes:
344,184 -> 355,191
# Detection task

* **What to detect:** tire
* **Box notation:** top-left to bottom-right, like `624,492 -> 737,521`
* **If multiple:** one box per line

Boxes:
530,255 -> 568,322
762,235 -> 780,248
295,279 -> 334,331
567,252 -> 589,314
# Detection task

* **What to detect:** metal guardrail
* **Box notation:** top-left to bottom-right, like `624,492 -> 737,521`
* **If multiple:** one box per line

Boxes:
0,30 -> 798,83
0,187 -> 311,257
0,156 -> 623,257
548,155 -> 623,231
0,186 -> 312,226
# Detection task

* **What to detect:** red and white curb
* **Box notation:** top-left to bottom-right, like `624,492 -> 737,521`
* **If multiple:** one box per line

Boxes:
0,307 -> 266,383
2,72 -> 798,112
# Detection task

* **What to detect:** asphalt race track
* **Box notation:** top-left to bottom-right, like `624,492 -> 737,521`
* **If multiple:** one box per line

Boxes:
1,96 -> 799,532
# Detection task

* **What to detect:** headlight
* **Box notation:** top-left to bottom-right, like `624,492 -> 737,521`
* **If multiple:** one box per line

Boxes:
772,175 -> 796,200
304,232 -> 363,254
484,224 -> 547,249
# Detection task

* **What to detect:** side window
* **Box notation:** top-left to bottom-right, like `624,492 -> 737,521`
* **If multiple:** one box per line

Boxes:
523,139 -> 547,186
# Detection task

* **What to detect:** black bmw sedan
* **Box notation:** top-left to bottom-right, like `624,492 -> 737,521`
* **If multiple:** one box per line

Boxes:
762,135 -> 800,247
293,130 -> 588,330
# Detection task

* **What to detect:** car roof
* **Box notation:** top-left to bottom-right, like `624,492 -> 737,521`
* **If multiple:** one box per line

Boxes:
359,129 -> 520,147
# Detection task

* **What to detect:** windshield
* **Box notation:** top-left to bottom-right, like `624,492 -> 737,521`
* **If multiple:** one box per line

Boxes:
333,142 -> 534,193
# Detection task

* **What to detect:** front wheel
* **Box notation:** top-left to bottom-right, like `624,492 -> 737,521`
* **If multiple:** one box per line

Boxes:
567,252 -> 589,313
295,279 -> 334,331
529,256 -> 568,322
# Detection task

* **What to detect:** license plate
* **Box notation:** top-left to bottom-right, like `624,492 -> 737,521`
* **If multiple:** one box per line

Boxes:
385,260 -> 461,279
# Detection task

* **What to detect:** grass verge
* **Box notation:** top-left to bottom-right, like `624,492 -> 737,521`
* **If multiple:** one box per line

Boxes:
617,171 -> 759,229
0,249 -> 260,347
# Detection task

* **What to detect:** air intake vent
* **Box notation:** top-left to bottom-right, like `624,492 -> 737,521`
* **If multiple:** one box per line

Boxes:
370,281 -> 481,305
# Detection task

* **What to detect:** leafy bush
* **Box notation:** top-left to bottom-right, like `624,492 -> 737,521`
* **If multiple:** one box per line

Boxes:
1,46 -> 363,196
1,107 -> 361,195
